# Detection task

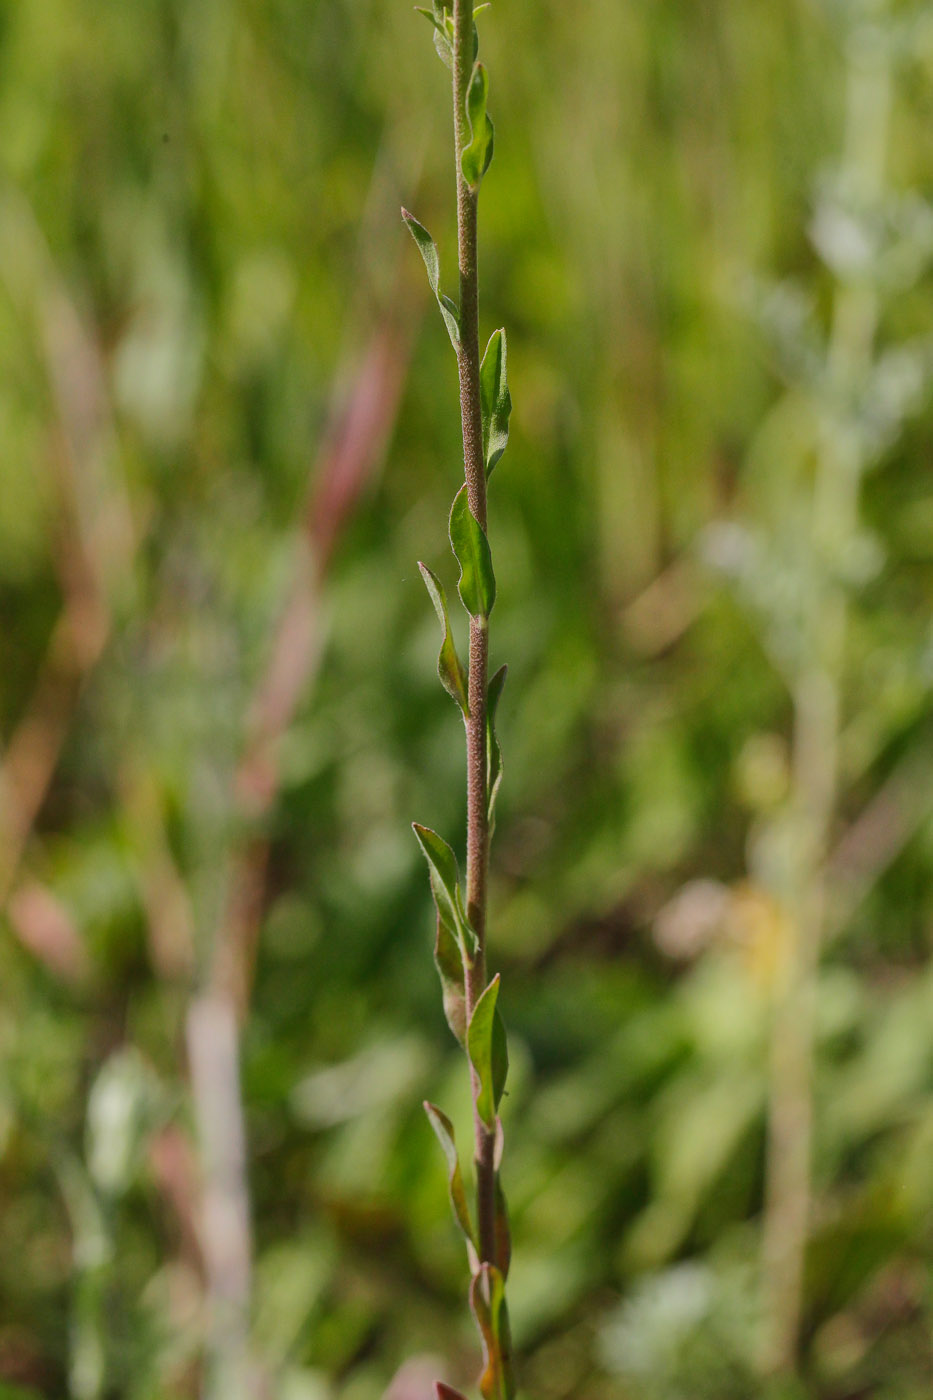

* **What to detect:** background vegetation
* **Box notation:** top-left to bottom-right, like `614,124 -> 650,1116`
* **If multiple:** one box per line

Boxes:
1,1 -> 932,1397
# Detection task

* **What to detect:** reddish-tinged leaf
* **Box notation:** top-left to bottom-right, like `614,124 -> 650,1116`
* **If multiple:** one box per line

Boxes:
469,1264 -> 515,1400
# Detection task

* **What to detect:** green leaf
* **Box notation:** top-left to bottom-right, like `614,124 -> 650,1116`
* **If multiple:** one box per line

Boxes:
424,1101 -> 476,1246
434,913 -> 467,1045
467,974 -> 508,1127
414,6 -> 444,33
414,5 -> 454,66
436,25 -> 454,66
449,485 -> 496,620
413,822 -> 460,931
480,329 -> 512,476
401,209 -> 460,348
419,563 -> 469,716
461,63 -> 495,188
469,1264 -> 515,1400
486,664 -> 507,828
416,2 -> 483,71
412,823 -> 476,955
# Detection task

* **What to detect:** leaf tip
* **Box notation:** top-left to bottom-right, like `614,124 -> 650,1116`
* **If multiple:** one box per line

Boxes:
435,1384 -> 469,1400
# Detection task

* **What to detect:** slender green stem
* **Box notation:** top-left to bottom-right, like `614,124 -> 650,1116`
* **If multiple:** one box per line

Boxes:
452,0 -> 496,1269
760,39 -> 891,1374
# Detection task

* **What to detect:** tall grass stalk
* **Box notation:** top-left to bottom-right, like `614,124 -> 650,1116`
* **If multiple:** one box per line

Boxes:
760,29 -> 892,1374
404,3 -> 515,1397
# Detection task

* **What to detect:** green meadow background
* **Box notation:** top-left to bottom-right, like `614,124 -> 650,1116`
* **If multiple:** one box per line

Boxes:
1,1 -> 932,1396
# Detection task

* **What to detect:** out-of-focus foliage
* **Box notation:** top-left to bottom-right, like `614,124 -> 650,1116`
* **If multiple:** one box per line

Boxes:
0,1 -> 931,1398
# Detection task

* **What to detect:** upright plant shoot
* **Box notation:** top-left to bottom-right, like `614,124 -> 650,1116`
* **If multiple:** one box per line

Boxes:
404,3 -> 514,1398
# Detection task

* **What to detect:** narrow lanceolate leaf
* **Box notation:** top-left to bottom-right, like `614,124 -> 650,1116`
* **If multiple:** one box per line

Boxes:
413,823 -> 460,934
486,664 -> 507,829
480,330 -> 512,477
424,1101 -> 476,1247
435,913 -> 467,1045
415,5 -> 453,67
419,563 -> 469,716
401,209 -> 460,348
412,823 -> 476,954
449,484 -> 496,620
469,1264 -> 515,1400
461,63 -> 495,188
414,6 -> 445,34
467,974 -> 508,1127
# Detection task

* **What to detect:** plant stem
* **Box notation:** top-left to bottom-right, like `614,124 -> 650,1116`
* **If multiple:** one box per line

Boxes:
760,36 -> 890,1373
452,0 -> 496,1268
187,993 -> 254,1400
